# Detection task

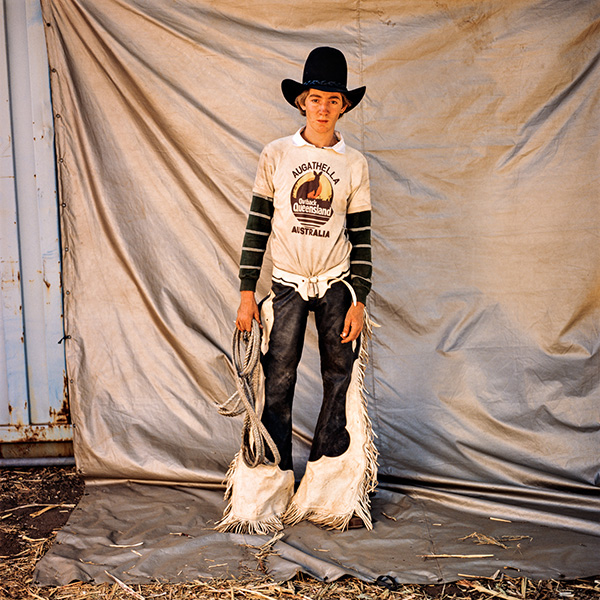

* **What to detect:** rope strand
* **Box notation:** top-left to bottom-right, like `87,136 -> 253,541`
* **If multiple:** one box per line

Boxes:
217,320 -> 281,468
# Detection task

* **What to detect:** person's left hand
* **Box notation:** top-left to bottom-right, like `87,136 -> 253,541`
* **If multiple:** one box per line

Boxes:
341,302 -> 365,343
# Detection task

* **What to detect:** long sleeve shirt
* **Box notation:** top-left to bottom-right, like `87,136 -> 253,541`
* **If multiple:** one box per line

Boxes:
239,129 -> 372,304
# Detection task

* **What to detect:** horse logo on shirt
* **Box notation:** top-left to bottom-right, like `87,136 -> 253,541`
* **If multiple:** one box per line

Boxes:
290,171 -> 334,227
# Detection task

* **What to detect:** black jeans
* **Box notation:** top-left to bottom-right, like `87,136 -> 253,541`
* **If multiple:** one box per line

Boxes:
260,280 -> 360,471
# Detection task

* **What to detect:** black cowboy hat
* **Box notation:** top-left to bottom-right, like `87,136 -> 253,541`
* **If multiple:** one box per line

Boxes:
281,46 -> 366,113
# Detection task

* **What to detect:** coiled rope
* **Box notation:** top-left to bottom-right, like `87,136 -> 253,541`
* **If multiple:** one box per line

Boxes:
217,320 -> 281,468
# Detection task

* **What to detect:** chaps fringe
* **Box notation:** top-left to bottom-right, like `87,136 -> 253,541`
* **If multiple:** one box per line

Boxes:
215,453 -> 285,534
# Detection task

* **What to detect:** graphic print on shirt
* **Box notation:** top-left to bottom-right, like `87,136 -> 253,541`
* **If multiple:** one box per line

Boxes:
290,170 -> 334,228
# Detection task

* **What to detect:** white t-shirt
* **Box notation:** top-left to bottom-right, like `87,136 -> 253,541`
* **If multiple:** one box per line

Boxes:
252,129 -> 371,279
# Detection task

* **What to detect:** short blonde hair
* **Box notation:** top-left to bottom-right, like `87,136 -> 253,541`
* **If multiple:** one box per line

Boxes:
295,89 -> 351,117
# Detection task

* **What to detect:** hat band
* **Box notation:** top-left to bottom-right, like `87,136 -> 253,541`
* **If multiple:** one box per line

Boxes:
304,79 -> 347,90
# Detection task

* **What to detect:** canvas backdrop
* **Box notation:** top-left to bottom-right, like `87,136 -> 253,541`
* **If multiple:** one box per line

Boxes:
36,0 -> 600,585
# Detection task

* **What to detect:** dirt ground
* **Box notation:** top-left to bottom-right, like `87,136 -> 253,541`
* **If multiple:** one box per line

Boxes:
0,466 -> 84,559
0,466 -> 598,600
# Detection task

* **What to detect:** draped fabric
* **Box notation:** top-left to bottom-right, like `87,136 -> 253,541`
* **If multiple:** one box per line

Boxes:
36,0 -> 600,584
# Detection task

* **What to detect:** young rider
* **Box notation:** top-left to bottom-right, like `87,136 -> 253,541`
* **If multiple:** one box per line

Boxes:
217,46 -> 376,533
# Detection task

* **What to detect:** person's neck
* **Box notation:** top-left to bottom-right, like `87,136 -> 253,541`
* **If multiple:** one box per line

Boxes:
301,126 -> 338,148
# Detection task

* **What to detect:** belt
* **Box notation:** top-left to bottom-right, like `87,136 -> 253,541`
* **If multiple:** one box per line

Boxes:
272,264 -> 358,305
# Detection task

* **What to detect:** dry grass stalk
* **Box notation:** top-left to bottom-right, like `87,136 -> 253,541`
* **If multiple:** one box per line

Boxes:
500,535 -> 533,543
1,503 -> 74,516
459,579 -> 522,600
244,531 -> 285,573
460,532 -> 508,549
104,571 -> 146,600
419,553 -> 495,559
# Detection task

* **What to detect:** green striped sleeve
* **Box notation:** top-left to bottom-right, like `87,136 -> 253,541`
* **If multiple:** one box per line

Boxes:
347,210 -> 372,304
239,194 -> 274,291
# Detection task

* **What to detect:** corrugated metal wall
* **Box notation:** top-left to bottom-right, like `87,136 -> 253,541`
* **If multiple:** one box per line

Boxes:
0,0 -> 70,452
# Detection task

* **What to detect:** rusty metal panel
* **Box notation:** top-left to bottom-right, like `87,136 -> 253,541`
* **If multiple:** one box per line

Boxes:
0,0 -> 70,445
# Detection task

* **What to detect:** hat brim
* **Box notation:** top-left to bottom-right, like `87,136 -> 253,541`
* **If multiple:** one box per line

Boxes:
281,79 -> 365,113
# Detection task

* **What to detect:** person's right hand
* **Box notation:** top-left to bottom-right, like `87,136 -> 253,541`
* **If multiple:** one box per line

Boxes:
236,290 -> 261,331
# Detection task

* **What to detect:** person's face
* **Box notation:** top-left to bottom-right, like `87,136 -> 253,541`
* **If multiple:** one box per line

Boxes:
300,89 -> 346,137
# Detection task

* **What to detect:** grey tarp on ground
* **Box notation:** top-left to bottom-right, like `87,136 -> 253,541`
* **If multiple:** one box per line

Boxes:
35,0 -> 600,584
34,483 -> 600,585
